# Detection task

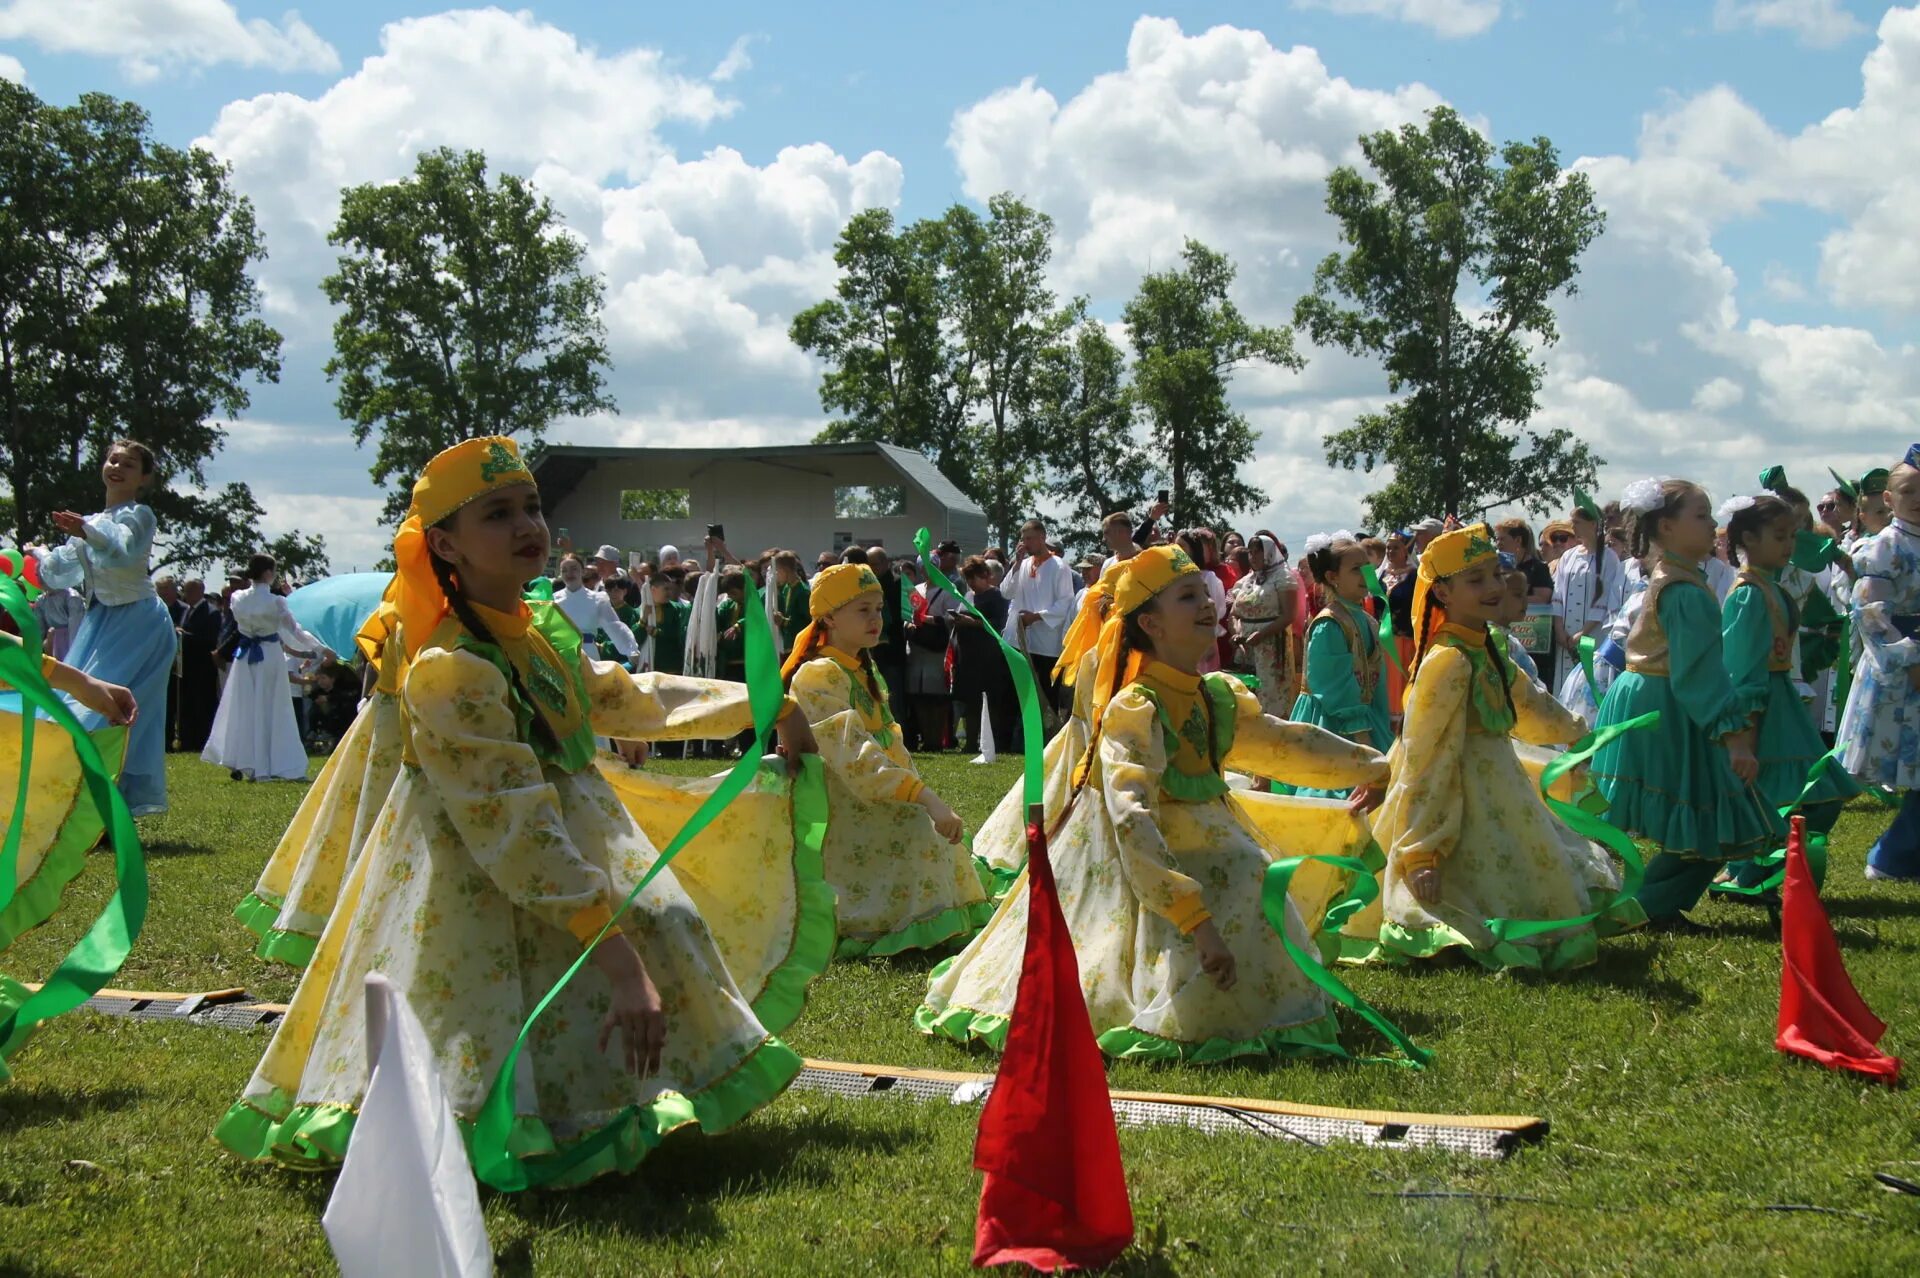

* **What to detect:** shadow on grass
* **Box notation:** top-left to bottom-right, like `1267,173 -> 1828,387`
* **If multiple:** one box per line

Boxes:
0,1251 -> 85,1278
491,1109 -> 923,1259
1828,893 -> 1920,923
133,838 -> 222,859
0,1083 -> 147,1136
1522,943 -> 1702,1010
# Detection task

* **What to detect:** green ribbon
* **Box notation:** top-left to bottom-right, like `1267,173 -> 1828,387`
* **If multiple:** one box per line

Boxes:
1360,564 -> 1406,679
522,577 -> 555,603
467,570 -> 786,1191
1261,854 -> 1430,1068
1576,634 -> 1600,706
1484,710 -> 1661,945
1711,748 -> 1891,897
914,529 -> 1042,810
0,576 -> 145,1070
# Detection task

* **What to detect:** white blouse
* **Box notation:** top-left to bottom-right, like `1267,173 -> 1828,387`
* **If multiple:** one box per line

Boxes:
1553,544 -> 1626,638
228,584 -> 323,649
35,502 -> 158,606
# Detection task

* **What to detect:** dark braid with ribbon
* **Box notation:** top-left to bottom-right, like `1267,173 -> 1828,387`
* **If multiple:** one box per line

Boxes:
428,549 -> 560,755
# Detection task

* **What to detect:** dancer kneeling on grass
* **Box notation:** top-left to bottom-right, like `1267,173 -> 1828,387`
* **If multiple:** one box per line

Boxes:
1714,492 -> 1863,895
1340,525 -> 1646,972
785,563 -> 991,958
919,545 -> 1394,1064
1593,479 -> 1782,929
219,437 -> 826,1184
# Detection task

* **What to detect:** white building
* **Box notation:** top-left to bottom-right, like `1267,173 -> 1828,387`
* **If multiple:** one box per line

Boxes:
531,440 -> 991,566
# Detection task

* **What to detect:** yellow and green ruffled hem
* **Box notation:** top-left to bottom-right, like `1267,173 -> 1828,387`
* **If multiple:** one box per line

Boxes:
1373,895 -> 1648,973
834,898 -> 995,961
971,854 -> 1022,904
215,1034 -> 805,1189
231,892 -> 322,968
749,756 -> 837,1035
914,997 -> 1349,1065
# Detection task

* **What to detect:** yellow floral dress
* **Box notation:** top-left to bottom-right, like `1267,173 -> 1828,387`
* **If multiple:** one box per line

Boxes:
218,601 -> 831,1185
791,647 -> 991,957
235,611 -> 407,967
971,650 -> 1098,901
919,663 -> 1387,1062
1341,624 -> 1646,972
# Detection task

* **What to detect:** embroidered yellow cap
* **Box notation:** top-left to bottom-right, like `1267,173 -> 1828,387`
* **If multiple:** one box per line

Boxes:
408,436 -> 534,529
1415,523 -> 1498,585
808,563 -> 881,618
1114,544 -> 1199,616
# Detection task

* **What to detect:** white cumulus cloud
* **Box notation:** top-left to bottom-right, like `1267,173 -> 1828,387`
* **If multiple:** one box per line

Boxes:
1713,0 -> 1867,47
0,52 -> 23,83
0,0 -> 339,81
1293,0 -> 1503,38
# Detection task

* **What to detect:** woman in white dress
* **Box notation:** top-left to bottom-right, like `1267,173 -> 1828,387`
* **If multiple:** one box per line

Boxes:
202,553 -> 328,782
1552,504 -> 1626,721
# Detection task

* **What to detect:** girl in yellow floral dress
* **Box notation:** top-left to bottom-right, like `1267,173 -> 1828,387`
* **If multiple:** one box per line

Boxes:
784,563 -> 991,957
234,602 -> 407,967
1343,525 -> 1646,972
218,437 -> 830,1185
918,546 -> 1390,1063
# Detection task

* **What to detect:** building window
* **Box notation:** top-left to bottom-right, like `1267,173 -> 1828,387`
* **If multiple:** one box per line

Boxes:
834,484 -> 905,518
619,488 -> 691,520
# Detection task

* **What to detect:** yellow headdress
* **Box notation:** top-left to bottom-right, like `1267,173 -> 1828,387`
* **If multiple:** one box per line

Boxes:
1055,557 -> 1128,688
1073,545 -> 1200,788
780,562 -> 881,681
1411,522 -> 1498,670
390,436 -> 537,663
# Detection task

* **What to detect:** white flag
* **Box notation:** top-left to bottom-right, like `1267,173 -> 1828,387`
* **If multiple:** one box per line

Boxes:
323,973 -> 493,1278
972,692 -> 997,765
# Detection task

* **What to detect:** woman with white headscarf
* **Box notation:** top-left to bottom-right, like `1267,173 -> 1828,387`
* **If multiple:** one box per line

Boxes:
1229,531 -> 1298,716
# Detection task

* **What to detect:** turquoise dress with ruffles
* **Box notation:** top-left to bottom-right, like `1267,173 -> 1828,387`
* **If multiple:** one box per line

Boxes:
1285,599 -> 1393,799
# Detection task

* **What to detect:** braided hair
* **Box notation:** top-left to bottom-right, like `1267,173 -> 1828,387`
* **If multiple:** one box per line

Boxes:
1414,571 -> 1517,726
428,546 -> 561,755
1727,493 -> 1794,566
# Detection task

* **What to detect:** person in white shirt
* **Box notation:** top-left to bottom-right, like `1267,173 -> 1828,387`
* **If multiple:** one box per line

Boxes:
1000,518 -> 1077,726
590,543 -> 623,584
552,552 -> 637,662
201,552 -> 328,782
1551,504 -> 1626,718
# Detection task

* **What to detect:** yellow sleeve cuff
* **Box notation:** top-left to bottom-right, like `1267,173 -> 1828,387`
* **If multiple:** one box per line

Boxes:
894,776 -> 926,804
566,902 -> 620,947
1399,849 -> 1439,876
780,694 -> 799,721
1168,894 -> 1211,935
41,653 -> 57,680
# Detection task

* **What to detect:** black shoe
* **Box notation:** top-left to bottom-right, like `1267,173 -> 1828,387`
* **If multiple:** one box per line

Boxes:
229,769 -> 243,781
1648,914 -> 1714,936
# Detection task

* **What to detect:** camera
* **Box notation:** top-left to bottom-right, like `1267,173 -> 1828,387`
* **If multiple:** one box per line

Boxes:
707,523 -> 724,539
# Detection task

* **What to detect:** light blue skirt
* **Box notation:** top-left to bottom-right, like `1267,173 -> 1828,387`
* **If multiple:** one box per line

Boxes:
61,595 -> 173,816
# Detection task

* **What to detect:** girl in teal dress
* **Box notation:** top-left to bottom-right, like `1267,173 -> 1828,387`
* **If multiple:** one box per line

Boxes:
1717,493 -> 1863,891
1287,533 -> 1392,798
1592,478 -> 1782,929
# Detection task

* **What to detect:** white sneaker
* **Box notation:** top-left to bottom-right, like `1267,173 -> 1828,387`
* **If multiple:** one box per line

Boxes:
1864,865 -> 1920,883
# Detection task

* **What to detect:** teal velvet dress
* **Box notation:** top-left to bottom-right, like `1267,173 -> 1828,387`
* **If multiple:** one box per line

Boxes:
1592,556 -> 1784,918
1285,600 -> 1393,799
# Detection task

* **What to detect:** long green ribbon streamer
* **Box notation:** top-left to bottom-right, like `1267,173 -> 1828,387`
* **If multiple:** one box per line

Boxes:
1360,564 -> 1407,679
466,571 -> 786,1191
1261,855 -> 1430,1068
1711,747 -> 1893,897
914,529 -> 1043,810
0,576 -> 145,1068
1576,635 -> 1600,707
1485,710 -> 1661,945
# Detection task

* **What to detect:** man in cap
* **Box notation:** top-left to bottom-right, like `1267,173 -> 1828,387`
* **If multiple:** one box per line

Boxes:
591,544 -> 624,583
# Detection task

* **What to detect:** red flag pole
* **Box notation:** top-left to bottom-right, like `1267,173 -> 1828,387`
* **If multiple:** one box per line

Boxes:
971,804 -> 1134,1271
1776,814 -> 1902,1083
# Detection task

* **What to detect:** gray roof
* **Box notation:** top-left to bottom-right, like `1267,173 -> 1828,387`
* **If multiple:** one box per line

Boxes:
531,439 -> 985,516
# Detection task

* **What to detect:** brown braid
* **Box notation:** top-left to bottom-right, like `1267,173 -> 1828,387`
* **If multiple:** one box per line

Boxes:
429,549 -> 561,754
1479,624 -> 1518,724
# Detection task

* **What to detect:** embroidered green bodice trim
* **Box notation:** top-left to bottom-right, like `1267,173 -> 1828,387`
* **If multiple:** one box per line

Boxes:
1131,672 -> 1240,802
1433,626 -> 1517,737
454,602 -> 598,773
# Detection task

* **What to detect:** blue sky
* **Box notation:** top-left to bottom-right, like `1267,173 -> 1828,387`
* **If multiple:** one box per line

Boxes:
2,1 -> 1914,566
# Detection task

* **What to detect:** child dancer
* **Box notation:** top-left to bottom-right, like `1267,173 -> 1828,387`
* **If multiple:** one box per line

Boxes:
1345,525 -> 1643,971
219,437 -> 828,1183
1838,449 -> 1920,881
1286,532 -> 1392,796
784,563 -> 990,957
1593,479 -> 1781,928
235,602 -> 407,966
1715,493 -> 1863,892
919,546 -> 1391,1063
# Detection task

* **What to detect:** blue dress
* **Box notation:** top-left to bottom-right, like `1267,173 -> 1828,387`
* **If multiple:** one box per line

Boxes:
35,503 -> 173,816
1836,518 -> 1920,878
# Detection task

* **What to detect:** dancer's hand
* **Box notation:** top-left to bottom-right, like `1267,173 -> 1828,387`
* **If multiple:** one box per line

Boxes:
919,789 -> 965,843
1347,783 -> 1383,814
1724,730 -> 1759,783
591,936 -> 666,1077
52,511 -> 86,537
1408,866 -> 1442,905
775,705 -> 818,758
614,738 -> 648,768
80,676 -> 137,726
1192,920 -> 1237,991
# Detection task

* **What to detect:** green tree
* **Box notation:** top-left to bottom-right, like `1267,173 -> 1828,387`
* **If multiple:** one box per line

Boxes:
325,147 -> 615,522
0,83 -> 283,553
1036,319 -> 1157,551
1122,239 -> 1299,534
1294,106 -> 1606,528
146,483 -> 328,581
792,195 -> 1072,547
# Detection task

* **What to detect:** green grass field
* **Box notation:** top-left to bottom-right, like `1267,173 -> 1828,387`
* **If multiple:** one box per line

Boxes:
2,752 -> 1917,1276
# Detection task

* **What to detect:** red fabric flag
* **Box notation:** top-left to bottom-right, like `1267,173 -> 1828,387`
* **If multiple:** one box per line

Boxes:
1777,815 -> 1902,1083
973,821 -> 1133,1272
